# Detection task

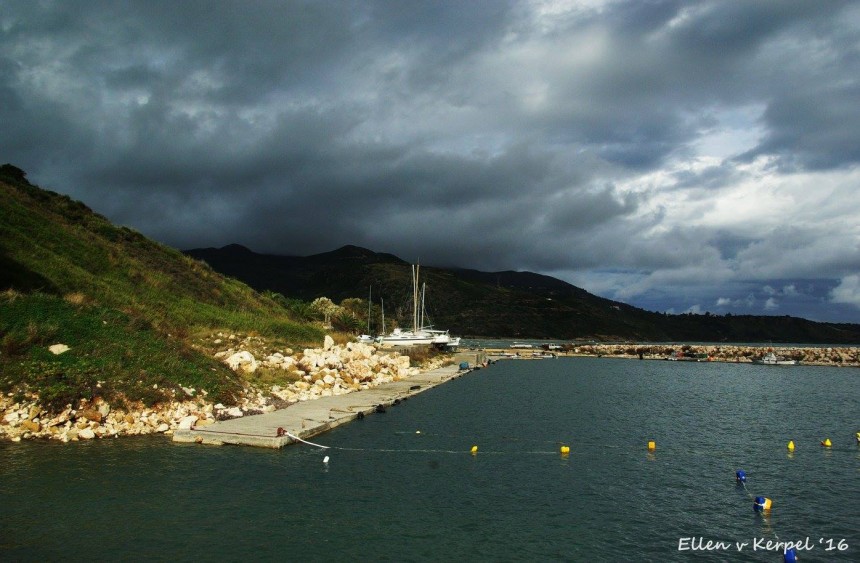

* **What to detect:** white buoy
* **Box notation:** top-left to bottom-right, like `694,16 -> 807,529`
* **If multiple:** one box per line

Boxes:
323,456 -> 330,464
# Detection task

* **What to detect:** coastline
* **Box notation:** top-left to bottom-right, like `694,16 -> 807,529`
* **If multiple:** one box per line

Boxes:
497,343 -> 860,366
4,340 -> 857,443
0,337 -> 466,444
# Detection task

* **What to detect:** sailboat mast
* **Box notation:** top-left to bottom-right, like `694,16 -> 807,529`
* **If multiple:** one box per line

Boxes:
412,264 -> 420,333
420,282 -> 426,330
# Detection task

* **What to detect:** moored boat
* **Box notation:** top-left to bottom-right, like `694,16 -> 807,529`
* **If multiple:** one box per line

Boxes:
752,351 -> 799,365
376,264 -> 460,349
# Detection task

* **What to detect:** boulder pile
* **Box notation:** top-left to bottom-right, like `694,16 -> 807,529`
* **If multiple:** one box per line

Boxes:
565,344 -> 860,366
0,396 -> 216,442
2,335 -> 439,442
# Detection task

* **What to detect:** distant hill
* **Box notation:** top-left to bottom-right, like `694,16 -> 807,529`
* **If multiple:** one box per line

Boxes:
186,244 -> 860,343
0,164 -> 322,411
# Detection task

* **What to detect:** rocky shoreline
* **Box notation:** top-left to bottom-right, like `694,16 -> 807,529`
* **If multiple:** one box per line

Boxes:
580,343 -> 860,366
490,343 -> 860,366
4,340 -> 857,443
1,336 -> 447,443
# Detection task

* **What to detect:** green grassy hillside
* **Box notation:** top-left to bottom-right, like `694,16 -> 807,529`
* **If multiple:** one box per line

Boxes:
0,164 -> 323,412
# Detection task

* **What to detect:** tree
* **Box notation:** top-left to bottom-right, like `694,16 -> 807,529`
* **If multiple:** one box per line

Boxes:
0,164 -> 29,184
310,297 -> 341,328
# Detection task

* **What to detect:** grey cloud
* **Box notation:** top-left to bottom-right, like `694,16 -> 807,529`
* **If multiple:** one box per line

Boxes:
2,0 -> 860,322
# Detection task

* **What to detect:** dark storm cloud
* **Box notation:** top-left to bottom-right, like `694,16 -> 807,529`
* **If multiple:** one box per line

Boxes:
2,0 -> 860,321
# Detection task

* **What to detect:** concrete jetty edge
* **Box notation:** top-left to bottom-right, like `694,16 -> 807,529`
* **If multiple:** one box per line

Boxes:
173,351 -> 486,448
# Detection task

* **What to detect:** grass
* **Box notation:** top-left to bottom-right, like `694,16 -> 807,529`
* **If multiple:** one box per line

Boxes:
0,172 -> 327,413
0,291 -> 246,412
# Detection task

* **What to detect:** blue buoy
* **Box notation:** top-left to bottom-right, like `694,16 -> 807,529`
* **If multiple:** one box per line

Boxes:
784,547 -> 797,562
459,361 -> 469,370
753,496 -> 772,511
736,470 -> 746,483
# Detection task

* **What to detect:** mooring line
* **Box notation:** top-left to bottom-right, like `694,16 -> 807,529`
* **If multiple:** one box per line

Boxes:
285,432 -> 330,449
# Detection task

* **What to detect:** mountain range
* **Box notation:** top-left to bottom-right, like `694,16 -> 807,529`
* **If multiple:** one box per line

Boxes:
186,244 -> 860,343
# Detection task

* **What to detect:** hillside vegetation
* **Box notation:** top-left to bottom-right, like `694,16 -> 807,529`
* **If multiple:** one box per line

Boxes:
187,245 -> 860,344
0,165 -> 323,412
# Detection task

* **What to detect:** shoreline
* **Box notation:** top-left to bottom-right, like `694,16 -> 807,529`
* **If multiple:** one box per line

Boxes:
4,341 -> 857,443
483,343 -> 860,366
0,338 -> 481,444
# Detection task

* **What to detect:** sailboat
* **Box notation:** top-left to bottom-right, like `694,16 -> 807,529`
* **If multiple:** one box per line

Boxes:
416,282 -> 460,349
357,286 -> 375,344
376,264 -> 457,348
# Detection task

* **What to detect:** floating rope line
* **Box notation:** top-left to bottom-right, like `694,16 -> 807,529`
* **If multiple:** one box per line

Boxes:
285,432 -> 330,449
284,431 -> 566,455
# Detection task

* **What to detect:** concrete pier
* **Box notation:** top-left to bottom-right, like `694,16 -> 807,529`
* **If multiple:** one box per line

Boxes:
173,352 -> 486,448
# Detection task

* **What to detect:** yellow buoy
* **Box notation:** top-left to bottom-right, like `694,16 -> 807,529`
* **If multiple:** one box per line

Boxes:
787,440 -> 795,451
648,440 -> 656,451
470,445 -> 478,454
754,496 -> 773,511
855,432 -> 859,444
821,438 -> 832,447
560,445 -> 570,455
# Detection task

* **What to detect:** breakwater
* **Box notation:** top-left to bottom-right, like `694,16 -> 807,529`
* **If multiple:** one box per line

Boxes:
486,343 -> 860,366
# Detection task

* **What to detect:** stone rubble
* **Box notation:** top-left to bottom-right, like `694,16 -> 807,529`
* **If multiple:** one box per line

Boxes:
2,336 -> 445,443
562,344 -> 860,366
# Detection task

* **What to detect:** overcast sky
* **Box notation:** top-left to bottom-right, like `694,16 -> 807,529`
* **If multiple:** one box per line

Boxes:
3,0 -> 860,322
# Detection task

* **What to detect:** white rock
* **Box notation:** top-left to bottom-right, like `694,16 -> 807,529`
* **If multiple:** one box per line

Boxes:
3,412 -> 19,423
156,423 -> 169,433
97,402 -> 111,418
178,415 -> 198,430
49,344 -> 70,355
78,428 -> 95,440
225,407 -> 243,418
323,335 -> 335,351
225,351 -> 258,373
322,374 -> 336,386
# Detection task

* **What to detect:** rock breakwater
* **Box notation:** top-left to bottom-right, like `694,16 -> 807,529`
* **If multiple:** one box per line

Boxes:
562,344 -> 860,366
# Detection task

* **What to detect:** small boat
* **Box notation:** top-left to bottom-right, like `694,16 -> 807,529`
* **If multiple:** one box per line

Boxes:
752,351 -> 798,365
421,328 -> 461,349
376,327 -> 435,347
666,351 -> 708,362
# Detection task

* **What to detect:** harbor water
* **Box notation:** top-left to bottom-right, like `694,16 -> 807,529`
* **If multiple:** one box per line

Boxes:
2,357 -> 858,561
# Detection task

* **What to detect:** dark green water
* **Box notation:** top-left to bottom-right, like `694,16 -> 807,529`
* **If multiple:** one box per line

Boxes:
2,358 -> 858,562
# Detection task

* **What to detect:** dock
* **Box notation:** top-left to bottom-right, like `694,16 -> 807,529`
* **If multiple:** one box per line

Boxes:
173,352 -> 486,448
